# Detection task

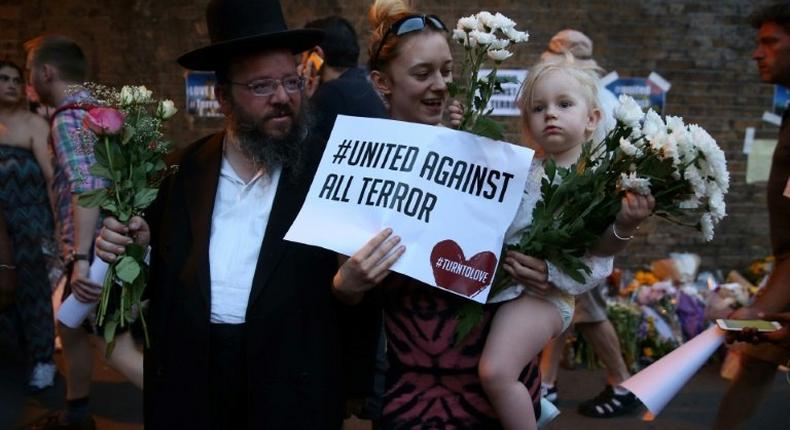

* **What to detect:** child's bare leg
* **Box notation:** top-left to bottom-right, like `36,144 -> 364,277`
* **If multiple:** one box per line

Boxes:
480,294 -> 563,430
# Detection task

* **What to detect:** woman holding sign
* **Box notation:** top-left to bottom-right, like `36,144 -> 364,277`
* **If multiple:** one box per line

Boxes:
331,1 -> 543,428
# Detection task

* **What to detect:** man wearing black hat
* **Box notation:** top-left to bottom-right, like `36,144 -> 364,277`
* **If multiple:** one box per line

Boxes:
96,0 -> 348,428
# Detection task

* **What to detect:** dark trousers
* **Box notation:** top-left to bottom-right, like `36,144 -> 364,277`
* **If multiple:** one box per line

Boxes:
209,323 -> 248,430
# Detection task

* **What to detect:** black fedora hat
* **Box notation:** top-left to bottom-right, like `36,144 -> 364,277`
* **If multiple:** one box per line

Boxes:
177,0 -> 324,70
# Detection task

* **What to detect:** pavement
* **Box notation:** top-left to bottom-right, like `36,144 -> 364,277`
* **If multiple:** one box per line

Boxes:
10,344 -> 790,430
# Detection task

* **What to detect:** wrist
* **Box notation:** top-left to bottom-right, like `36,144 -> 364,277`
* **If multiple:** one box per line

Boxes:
612,222 -> 636,240
72,252 -> 90,262
332,276 -> 363,305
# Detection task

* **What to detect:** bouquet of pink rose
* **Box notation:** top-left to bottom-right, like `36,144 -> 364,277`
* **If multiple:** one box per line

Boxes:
76,84 -> 177,353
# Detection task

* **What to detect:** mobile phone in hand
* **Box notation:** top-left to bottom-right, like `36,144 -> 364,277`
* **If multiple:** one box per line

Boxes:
716,319 -> 781,332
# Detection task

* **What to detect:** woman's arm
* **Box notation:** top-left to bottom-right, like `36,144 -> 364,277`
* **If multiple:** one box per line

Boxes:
28,113 -> 55,208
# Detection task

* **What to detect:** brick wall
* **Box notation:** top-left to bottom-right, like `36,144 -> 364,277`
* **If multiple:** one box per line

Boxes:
1,0 -> 779,273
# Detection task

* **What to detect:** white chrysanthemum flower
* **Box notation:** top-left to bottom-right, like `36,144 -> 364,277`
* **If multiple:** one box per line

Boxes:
469,30 -> 497,45
619,172 -> 652,195
679,197 -> 701,209
707,186 -> 726,221
700,212 -> 715,241
619,137 -> 642,157
476,11 -> 496,29
614,95 -> 643,127
452,29 -> 468,45
457,15 -> 479,31
665,115 -> 686,134
684,165 -> 706,199
493,12 -> 516,30
503,26 -> 529,43
642,109 -> 666,140
487,49 -> 513,62
488,38 -> 510,50
689,124 -> 729,194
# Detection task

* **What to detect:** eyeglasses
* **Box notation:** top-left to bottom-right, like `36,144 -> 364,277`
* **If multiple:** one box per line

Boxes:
370,14 -> 448,70
229,76 -> 305,97
0,74 -> 22,85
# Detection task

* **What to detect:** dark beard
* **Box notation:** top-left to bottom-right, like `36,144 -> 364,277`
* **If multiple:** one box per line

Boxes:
226,100 -> 314,176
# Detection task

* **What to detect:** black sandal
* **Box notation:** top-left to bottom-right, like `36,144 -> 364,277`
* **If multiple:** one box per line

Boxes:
577,385 -> 640,418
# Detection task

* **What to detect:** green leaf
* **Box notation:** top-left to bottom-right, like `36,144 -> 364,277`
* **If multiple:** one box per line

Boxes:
545,159 -> 556,182
470,116 -> 505,141
454,302 -> 484,344
114,256 -> 141,283
447,81 -> 461,98
78,188 -> 109,208
103,316 -> 118,357
89,163 -> 114,180
93,141 -> 110,166
122,124 -> 137,145
133,188 -> 159,209
125,243 -> 147,261
99,199 -> 118,214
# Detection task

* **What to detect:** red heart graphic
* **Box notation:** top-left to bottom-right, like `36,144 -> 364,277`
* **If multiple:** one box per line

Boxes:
429,239 -> 497,299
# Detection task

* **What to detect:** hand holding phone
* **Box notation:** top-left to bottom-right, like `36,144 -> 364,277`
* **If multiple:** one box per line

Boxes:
298,49 -> 323,98
719,315 -> 790,349
716,319 -> 782,332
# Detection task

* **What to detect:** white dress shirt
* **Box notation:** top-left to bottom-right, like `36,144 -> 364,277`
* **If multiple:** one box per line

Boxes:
208,154 -> 281,324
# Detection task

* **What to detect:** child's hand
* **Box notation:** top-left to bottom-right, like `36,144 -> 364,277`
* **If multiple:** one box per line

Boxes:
447,100 -> 464,129
503,251 -> 556,297
615,192 -> 655,233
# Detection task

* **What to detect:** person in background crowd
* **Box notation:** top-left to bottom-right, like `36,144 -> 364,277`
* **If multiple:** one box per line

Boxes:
0,210 -> 16,313
713,3 -> 790,429
0,59 -> 57,392
0,209 -> 27,430
536,29 -> 643,418
96,0 -> 374,428
302,15 -> 389,142
302,14 -> 390,425
26,35 -> 143,430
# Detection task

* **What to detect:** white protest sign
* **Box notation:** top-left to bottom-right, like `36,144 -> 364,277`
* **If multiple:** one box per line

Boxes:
285,116 -> 534,303
478,68 -> 528,116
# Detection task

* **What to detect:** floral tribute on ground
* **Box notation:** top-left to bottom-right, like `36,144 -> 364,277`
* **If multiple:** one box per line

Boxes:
75,84 -> 177,354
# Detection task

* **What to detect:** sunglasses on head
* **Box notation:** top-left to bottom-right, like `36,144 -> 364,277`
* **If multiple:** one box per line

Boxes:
370,14 -> 448,70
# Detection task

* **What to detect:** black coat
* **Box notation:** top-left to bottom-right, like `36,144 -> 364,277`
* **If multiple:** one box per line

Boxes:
311,67 -> 388,142
143,132 -> 344,429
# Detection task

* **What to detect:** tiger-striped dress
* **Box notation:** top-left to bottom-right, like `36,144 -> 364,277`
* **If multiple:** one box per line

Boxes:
380,274 -> 541,429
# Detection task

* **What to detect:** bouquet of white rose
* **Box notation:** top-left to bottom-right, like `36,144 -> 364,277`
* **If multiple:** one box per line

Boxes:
449,11 -> 529,140
75,84 -> 177,354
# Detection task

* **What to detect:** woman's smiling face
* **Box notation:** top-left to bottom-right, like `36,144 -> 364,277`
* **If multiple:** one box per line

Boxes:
376,31 -> 453,126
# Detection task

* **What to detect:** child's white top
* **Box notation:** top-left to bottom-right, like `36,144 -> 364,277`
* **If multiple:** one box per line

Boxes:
489,160 -> 613,303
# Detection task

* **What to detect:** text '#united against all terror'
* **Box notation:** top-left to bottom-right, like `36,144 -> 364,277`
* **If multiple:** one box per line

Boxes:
320,139 -> 516,222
